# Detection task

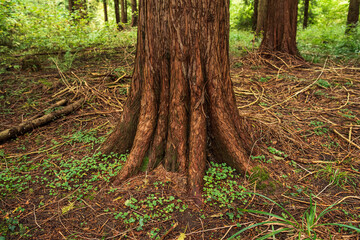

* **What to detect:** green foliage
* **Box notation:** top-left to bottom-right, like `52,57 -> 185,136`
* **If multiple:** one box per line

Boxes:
230,0 -> 254,30
317,165 -> 358,188
203,162 -> 250,216
309,121 -> 329,135
298,24 -> 360,61
112,186 -> 188,229
229,29 -> 258,55
229,193 -> 360,239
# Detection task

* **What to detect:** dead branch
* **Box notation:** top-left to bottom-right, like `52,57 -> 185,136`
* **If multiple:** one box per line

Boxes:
0,98 -> 84,143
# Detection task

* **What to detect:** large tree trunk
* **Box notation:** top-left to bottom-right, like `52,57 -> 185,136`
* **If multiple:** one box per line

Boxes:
259,0 -> 300,56
346,0 -> 360,34
255,0 -> 267,36
303,0 -> 310,29
102,0 -> 255,201
103,0 -> 108,22
114,0 -> 123,30
130,0 -> 138,27
121,0 -> 128,24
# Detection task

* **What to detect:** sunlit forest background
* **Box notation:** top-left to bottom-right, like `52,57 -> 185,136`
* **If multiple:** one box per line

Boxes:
1,0 -> 359,69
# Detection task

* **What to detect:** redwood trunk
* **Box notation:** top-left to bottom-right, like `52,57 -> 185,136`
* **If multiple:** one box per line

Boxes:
256,0 -> 268,36
121,0 -> 128,24
303,0 -> 310,29
103,0 -> 254,201
346,0 -> 360,34
130,0 -> 138,27
259,0 -> 300,56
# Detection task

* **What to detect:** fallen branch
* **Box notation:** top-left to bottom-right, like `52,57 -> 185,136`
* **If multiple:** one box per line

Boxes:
0,98 -> 84,143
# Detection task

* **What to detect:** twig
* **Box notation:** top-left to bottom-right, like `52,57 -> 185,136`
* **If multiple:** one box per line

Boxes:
33,204 -> 41,229
333,129 -> 360,150
264,57 -> 328,110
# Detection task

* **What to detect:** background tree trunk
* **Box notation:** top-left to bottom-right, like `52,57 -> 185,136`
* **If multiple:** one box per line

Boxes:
103,0 -> 108,22
102,0 -> 255,201
346,0 -> 360,34
130,0 -> 138,27
68,0 -> 73,13
260,0 -> 300,56
121,0 -> 128,24
252,0 -> 259,31
303,0 -> 310,29
256,0 -> 268,36
69,0 -> 87,20
114,0 -> 123,30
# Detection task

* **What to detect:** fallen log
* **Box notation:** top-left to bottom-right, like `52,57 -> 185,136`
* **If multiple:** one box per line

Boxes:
0,98 -> 84,143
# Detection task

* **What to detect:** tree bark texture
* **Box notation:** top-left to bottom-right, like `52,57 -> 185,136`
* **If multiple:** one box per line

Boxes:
346,0 -> 360,34
103,0 -> 108,22
114,0 -> 123,30
102,0 -> 255,200
121,0 -> 128,23
255,0 -> 267,36
131,0 -> 138,27
259,0 -> 300,56
252,0 -> 259,31
303,0 -> 310,29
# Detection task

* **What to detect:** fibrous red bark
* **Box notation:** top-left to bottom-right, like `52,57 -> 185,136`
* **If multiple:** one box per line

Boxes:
102,0 -> 255,201
260,0 -> 300,56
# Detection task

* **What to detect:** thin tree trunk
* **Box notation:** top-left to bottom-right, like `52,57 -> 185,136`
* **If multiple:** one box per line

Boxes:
121,0 -> 128,24
252,0 -> 259,31
303,0 -> 310,29
260,0 -> 300,56
256,0 -> 267,36
68,0 -> 74,13
103,0 -> 108,22
346,0 -> 360,34
130,0 -> 138,27
102,0 -> 256,202
114,0 -> 123,30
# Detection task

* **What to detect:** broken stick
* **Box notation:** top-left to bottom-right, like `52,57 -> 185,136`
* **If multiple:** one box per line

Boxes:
0,98 -> 84,143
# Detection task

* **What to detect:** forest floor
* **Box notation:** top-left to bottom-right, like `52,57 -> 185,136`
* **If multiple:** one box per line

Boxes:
1,48 -> 360,240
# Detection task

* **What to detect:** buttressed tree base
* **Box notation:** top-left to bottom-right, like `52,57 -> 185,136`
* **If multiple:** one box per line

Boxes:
102,0 -> 257,201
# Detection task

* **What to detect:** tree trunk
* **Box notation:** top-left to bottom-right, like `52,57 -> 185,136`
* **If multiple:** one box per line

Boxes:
121,0 -> 128,24
256,0 -> 267,36
103,0 -> 108,22
130,0 -> 138,27
259,0 -> 300,56
346,0 -> 360,34
114,0 -> 123,30
68,0 -> 73,13
303,0 -> 310,29
69,0 -> 88,20
252,0 -> 259,31
102,0 -> 255,202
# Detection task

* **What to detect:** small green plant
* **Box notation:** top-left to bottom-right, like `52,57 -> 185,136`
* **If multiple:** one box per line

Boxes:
251,155 -> 272,163
228,193 -> 360,239
339,109 -> 356,119
309,121 -> 329,135
267,147 -> 288,158
316,79 -> 331,88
